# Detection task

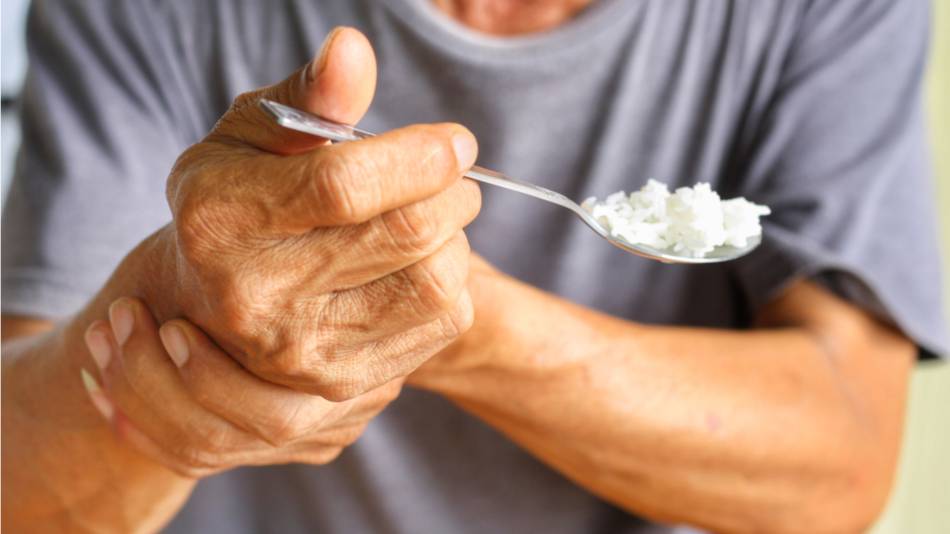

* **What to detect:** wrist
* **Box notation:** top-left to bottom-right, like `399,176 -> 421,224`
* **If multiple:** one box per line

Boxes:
408,265 -> 634,400
2,235 -> 195,527
120,224 -> 183,323
2,225 -> 182,469
407,267 -> 510,391
407,264 -> 583,400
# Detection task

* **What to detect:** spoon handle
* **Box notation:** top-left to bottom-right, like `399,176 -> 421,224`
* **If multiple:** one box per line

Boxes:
258,99 -> 575,209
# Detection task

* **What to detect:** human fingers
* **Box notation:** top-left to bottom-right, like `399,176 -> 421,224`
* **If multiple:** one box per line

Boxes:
209,26 -> 377,155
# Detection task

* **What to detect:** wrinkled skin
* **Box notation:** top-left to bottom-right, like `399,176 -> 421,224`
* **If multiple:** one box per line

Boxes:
84,297 -> 407,477
83,27 -> 482,476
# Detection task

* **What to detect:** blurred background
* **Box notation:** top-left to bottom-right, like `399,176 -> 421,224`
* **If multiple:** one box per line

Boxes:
1,1 -> 947,532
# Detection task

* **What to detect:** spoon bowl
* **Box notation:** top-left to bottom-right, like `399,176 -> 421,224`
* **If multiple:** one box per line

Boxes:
259,99 -> 761,264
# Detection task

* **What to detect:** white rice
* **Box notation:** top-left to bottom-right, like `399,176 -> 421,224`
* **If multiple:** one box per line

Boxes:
581,179 -> 770,258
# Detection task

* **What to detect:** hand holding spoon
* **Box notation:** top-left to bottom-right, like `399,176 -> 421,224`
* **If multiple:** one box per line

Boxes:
259,99 -> 761,264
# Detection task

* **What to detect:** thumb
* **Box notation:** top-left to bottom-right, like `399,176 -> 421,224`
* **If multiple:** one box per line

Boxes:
211,26 -> 377,155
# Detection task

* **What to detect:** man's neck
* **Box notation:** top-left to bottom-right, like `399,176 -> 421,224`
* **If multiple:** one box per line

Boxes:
431,0 -> 596,36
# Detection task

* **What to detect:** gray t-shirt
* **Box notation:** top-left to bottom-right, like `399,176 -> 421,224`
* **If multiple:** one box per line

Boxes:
3,0 -> 947,532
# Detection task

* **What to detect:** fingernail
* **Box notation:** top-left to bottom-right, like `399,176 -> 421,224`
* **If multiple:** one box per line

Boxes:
109,300 -> 134,347
452,131 -> 478,172
84,327 -> 112,372
159,324 -> 190,368
308,27 -> 345,83
81,368 -> 115,421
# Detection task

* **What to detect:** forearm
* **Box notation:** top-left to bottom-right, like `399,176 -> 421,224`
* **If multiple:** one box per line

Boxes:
2,227 -> 194,532
410,272 -> 912,533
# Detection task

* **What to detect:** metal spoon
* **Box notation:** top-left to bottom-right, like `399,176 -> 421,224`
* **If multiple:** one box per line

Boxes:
259,99 -> 760,264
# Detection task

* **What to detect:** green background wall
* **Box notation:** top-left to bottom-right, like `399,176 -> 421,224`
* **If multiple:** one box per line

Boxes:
871,2 -> 950,532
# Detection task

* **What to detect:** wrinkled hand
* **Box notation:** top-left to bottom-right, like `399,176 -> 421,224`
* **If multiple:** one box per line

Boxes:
157,27 -> 480,399
83,297 -> 401,477
408,254 -> 503,385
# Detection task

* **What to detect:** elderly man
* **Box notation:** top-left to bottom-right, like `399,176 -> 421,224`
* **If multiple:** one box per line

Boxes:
2,1 -> 946,532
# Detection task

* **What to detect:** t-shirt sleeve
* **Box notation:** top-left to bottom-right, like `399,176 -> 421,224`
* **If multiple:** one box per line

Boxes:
2,1 -> 194,319
730,0 -> 948,358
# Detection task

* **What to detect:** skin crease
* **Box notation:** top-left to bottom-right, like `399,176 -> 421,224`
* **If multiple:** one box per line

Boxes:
3,27 -> 481,533
1,4 -> 914,534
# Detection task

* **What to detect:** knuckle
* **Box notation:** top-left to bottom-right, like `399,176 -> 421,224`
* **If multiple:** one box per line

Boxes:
196,275 -> 262,345
174,192 -> 228,258
408,251 -> 467,316
255,343 -> 387,403
419,269 -> 457,313
264,341 -> 327,387
268,346 -> 311,380
447,293 -> 475,337
411,125 -> 459,178
436,313 -> 464,342
318,377 -> 369,403
167,149 -> 253,258
215,290 -> 256,337
316,358 -> 388,402
312,154 -> 375,224
166,146 -> 202,210
380,205 -> 441,254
